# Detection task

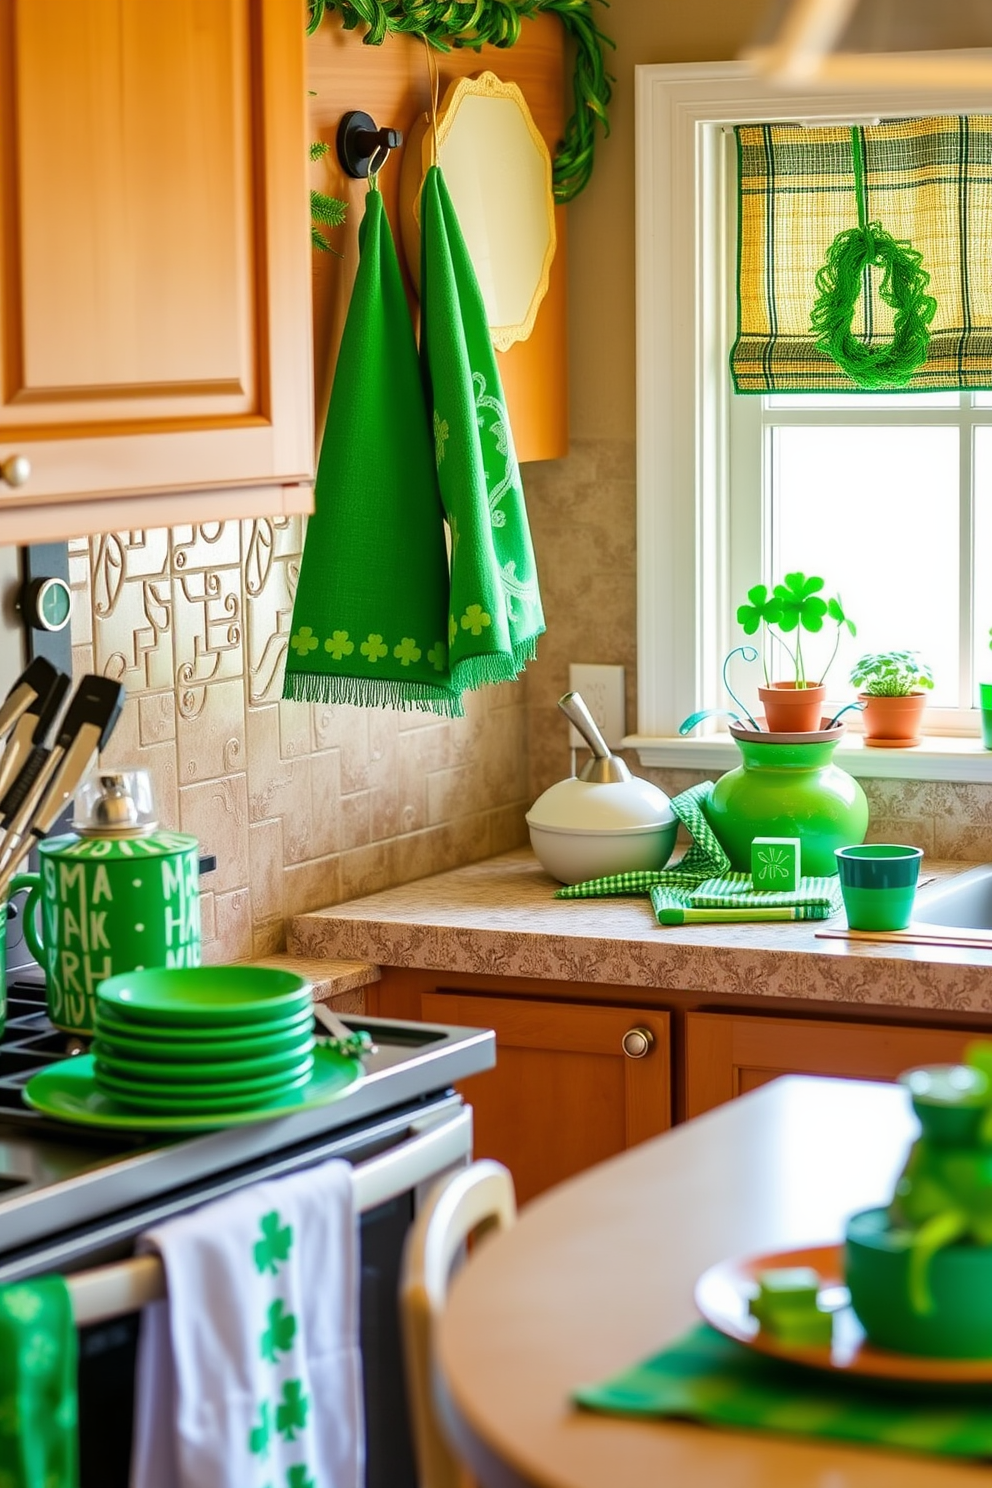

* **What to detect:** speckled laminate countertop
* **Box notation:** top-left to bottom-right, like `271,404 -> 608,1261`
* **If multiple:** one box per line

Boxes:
287,850 -> 992,1018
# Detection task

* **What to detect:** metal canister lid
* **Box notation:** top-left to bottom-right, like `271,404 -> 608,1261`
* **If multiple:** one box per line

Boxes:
73,768 -> 159,838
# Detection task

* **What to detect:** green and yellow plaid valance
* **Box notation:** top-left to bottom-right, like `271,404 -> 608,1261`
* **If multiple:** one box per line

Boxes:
731,116 -> 992,393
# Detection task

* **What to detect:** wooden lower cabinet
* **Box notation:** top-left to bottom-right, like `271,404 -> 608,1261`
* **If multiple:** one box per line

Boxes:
420,992 -> 670,1207
685,1011 -> 989,1118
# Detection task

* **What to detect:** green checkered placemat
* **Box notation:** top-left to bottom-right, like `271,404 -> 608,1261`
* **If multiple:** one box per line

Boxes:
573,1324 -> 992,1459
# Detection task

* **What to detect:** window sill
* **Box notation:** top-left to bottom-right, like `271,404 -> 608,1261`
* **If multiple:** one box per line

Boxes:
626,733 -> 992,784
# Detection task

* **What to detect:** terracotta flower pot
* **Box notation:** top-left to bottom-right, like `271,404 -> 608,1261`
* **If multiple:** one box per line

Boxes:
859,690 -> 928,748
757,682 -> 827,734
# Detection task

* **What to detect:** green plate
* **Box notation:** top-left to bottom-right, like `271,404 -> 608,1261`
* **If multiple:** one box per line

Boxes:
93,1059 -> 314,1111
92,1017 -> 314,1063
91,1040 -> 314,1086
94,1002 -> 314,1047
23,1047 -> 362,1131
96,967 -> 313,1027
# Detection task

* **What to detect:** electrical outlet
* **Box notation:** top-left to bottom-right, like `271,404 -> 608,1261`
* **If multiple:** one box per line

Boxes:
567,664 -> 626,749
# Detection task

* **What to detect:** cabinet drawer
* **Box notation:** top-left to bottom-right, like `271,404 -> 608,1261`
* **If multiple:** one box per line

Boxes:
685,1010 -> 990,1118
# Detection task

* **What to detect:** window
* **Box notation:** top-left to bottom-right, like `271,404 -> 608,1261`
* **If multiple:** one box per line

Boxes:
633,63 -> 992,780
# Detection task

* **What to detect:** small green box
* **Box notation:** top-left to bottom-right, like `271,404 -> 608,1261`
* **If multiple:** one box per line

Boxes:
751,837 -> 801,891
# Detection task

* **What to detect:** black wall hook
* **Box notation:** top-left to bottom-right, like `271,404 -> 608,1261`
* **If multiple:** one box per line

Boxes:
337,110 -> 404,178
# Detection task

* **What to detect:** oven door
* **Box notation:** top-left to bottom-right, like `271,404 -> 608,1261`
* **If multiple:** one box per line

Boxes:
1,1097 -> 472,1488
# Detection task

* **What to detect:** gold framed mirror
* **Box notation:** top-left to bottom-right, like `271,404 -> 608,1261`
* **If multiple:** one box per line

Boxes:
400,71 -> 557,351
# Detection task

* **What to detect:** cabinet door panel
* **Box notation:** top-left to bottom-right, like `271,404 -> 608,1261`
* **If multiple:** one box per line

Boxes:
423,992 -> 670,1206
685,1011 -> 988,1118
0,0 -> 312,534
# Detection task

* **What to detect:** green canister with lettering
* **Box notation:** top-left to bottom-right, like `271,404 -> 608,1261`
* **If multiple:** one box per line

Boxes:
14,769 -> 201,1035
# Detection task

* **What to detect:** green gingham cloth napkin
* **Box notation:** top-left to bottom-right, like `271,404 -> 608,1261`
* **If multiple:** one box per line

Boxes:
573,1323 -> 992,1459
555,783 -> 842,922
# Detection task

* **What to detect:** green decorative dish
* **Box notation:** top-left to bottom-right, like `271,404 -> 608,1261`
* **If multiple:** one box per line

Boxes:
91,1015 -> 315,1062
23,1047 -> 361,1131
96,966 -> 313,1026
845,1206 -> 992,1358
93,1002 -> 314,1047
93,1059 -> 314,1112
91,1040 -> 314,1086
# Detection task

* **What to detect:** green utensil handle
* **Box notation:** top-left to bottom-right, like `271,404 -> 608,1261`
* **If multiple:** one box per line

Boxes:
6,872 -> 43,964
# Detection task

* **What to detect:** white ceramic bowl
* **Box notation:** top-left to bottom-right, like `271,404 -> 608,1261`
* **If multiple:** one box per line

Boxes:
526,777 -> 678,885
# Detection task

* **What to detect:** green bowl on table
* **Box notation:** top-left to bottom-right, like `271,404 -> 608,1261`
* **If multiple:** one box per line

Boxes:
95,966 -> 313,1027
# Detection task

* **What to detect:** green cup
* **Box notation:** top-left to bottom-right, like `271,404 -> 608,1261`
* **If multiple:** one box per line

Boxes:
835,843 -> 923,931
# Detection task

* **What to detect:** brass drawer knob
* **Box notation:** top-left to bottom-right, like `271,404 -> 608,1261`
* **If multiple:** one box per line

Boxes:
1,455 -> 31,487
621,1027 -> 654,1059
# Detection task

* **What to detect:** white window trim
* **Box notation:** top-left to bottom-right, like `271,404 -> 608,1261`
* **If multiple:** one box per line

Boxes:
630,61 -> 992,784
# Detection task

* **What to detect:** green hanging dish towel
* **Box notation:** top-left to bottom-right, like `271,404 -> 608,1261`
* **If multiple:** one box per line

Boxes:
283,184 -> 459,716
419,165 -> 545,691
0,1278 -> 78,1488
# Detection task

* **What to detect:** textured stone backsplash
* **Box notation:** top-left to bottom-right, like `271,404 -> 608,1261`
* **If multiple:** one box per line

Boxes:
69,518 -> 529,964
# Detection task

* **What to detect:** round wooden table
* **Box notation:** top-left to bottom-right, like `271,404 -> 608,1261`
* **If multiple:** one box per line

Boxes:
437,1076 -> 990,1487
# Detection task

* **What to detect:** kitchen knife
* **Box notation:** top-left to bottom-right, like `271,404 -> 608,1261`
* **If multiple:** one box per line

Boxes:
0,665 -> 70,803
0,675 -> 124,895
0,657 -> 61,741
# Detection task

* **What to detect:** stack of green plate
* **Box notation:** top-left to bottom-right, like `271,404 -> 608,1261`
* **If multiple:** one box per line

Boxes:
91,967 -> 315,1115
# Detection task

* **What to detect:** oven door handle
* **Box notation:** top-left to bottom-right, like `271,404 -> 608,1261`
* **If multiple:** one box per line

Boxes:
67,1106 -> 474,1327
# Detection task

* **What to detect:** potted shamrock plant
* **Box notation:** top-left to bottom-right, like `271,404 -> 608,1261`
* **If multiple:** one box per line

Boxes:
849,650 -> 933,748
737,572 -> 856,733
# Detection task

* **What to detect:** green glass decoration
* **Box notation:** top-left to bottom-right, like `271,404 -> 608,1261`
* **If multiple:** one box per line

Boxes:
705,733 -> 868,877
810,127 -> 937,388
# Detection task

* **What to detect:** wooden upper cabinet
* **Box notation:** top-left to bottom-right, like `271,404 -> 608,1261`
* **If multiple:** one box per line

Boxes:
0,0 -> 314,542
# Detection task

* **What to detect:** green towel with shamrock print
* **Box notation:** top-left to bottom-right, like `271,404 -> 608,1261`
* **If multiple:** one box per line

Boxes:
419,165 -> 545,691
283,182 -> 459,716
0,1277 -> 78,1488
575,1323 -> 992,1459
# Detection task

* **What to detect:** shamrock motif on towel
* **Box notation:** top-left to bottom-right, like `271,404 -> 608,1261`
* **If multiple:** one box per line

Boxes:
248,1401 -> 271,1461
290,627 -> 319,656
260,1299 -> 297,1364
360,634 -> 388,664
460,604 -> 491,638
324,630 -> 354,660
286,1466 -> 316,1488
393,637 -> 422,667
427,641 -> 447,672
254,1211 -> 293,1276
276,1379 -> 309,1442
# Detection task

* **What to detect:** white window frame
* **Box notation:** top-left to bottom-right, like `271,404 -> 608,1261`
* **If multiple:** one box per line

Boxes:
630,61 -> 992,783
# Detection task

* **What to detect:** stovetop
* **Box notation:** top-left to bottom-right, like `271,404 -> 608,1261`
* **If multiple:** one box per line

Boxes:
0,979 -> 496,1260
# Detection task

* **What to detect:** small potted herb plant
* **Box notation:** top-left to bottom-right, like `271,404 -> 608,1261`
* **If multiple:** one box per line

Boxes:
849,650 -> 933,748
737,572 -> 856,733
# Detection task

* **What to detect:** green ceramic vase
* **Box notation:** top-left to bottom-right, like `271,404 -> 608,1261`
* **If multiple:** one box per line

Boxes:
705,735 -> 869,877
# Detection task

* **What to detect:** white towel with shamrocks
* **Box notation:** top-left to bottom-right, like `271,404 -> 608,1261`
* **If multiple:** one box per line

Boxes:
129,1160 -> 363,1488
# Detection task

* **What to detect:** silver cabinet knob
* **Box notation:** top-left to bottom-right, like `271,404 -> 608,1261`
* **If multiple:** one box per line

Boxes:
0,455 -> 31,487
621,1026 -> 654,1059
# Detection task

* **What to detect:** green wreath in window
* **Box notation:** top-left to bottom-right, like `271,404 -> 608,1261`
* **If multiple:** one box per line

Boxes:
306,0 -> 613,202
810,128 -> 937,389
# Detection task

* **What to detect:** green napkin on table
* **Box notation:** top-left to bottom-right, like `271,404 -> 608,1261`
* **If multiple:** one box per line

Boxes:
574,1323 -> 992,1460
283,183 -> 460,716
419,165 -> 545,692
0,1277 -> 78,1488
